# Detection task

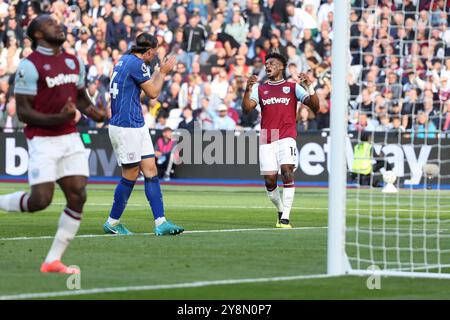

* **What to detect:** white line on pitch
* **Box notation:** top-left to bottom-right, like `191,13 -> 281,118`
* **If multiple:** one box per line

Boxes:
0,273 -> 334,300
0,226 -> 327,241
50,202 -> 450,213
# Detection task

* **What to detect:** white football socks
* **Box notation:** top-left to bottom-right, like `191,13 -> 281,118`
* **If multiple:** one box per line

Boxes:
155,217 -> 167,227
266,187 -> 284,213
0,191 -> 28,212
45,208 -> 81,263
107,217 -> 120,226
281,185 -> 295,221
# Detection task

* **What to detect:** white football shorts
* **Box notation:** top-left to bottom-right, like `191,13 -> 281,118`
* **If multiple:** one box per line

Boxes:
27,132 -> 89,186
108,124 -> 155,166
259,137 -> 298,175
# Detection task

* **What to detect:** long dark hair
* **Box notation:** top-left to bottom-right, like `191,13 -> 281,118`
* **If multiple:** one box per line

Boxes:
129,33 -> 158,54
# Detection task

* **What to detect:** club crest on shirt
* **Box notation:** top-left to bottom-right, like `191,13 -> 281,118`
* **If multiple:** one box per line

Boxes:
65,58 -> 76,70
127,152 -> 137,162
282,86 -> 290,94
141,63 -> 151,77
31,168 -> 40,179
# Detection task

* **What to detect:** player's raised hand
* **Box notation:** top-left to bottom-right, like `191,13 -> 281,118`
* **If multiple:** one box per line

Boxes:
159,55 -> 177,75
246,75 -> 258,92
296,72 -> 312,91
60,97 -> 76,121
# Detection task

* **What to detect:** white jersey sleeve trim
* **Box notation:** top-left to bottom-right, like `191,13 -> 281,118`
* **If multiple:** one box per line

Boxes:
249,83 -> 259,103
14,59 -> 39,96
77,56 -> 86,89
295,83 -> 309,103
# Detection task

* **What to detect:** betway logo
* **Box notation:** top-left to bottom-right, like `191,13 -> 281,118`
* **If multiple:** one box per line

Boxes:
45,74 -> 79,88
261,97 -> 291,106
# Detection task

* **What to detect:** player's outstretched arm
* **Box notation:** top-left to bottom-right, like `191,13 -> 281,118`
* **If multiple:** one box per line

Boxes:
242,75 -> 258,114
76,89 -> 106,122
297,72 -> 320,114
141,55 -> 176,99
15,94 -> 76,126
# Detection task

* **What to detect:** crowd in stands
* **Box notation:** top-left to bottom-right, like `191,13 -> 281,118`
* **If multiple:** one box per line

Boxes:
0,0 -> 449,138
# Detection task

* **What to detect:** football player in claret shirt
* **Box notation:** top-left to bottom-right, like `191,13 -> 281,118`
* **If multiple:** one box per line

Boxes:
0,15 -> 105,274
242,52 -> 319,228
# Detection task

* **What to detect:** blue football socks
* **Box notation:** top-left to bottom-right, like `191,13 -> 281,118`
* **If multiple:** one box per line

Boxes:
109,177 -> 136,220
144,176 -> 165,220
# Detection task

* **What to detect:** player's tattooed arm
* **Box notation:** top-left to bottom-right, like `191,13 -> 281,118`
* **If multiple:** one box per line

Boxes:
76,89 -> 106,122
141,55 -> 176,99
15,94 -> 76,126
297,72 -> 320,114
242,75 -> 258,114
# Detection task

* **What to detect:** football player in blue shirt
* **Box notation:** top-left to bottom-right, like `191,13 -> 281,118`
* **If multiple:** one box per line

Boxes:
104,33 -> 183,236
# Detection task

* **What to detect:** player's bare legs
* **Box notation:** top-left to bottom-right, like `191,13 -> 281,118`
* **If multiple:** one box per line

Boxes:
0,177 -> 85,274
39,175 -> 86,274
279,164 -> 295,228
0,182 -> 54,213
264,173 -> 284,225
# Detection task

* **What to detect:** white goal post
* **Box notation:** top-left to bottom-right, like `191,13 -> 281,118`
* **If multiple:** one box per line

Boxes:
327,0 -> 350,276
328,0 -> 450,279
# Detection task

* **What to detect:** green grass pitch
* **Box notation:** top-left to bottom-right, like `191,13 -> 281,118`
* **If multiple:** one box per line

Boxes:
0,182 -> 449,299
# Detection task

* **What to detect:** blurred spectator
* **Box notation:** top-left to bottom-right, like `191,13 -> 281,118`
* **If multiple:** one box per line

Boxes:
0,97 -> 23,132
124,0 -> 139,19
182,12 -> 207,71
194,97 -> 215,130
239,105 -> 259,129
89,0 -> 105,22
317,0 -> 334,27
178,75 -> 201,110
246,26 -> 265,62
75,26 -> 94,52
390,115 -> 405,132
286,2 -> 305,42
211,104 -> 236,130
106,9 -> 127,50
297,107 -> 318,132
4,16 -> 23,46
375,113 -> 393,132
178,107 -> 195,131
210,68 -> 229,100
349,111 -> 378,132
0,92 -> 6,113
224,9 -> 248,45
413,111 -> 437,138
201,83 -> 222,111
84,80 -> 107,128
228,55 -> 250,80
155,127 -> 176,179
0,36 -> 21,75
286,43 -> 303,76
401,88 -> 422,130
159,82 -> 180,118
0,0 -> 8,18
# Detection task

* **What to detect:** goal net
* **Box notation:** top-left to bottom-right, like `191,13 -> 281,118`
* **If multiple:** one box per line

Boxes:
329,0 -> 450,278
